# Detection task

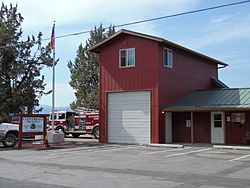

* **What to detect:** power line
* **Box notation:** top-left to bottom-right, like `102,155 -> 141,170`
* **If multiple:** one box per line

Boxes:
115,0 -> 250,28
1,0 -> 250,49
41,0 -> 250,41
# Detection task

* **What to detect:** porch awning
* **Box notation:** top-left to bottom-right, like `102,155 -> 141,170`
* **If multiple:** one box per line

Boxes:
163,88 -> 250,112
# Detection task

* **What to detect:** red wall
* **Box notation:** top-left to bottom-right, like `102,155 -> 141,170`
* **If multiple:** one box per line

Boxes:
158,44 -> 218,142
225,111 -> 250,145
97,32 -> 219,144
172,112 -> 210,143
158,44 -> 218,105
172,112 -> 191,143
193,112 -> 210,143
98,34 -> 159,143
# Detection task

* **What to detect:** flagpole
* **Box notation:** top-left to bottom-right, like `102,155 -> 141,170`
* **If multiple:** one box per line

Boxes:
51,21 -> 56,131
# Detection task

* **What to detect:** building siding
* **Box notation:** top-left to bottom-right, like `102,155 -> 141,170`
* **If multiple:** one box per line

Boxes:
158,44 -> 218,106
158,44 -> 218,142
95,31 -> 222,144
172,112 -> 191,143
225,111 -> 250,145
99,34 -> 159,143
193,112 -> 211,143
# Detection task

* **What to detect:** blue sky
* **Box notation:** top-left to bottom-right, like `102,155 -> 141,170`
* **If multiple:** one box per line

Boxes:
3,0 -> 250,106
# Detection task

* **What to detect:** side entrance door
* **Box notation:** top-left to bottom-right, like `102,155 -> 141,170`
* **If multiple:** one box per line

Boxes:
211,112 -> 225,144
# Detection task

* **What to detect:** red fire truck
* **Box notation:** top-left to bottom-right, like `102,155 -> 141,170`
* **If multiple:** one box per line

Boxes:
47,110 -> 99,139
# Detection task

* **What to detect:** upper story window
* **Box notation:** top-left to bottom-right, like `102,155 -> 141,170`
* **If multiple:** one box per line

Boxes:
119,48 -> 135,68
163,48 -> 173,68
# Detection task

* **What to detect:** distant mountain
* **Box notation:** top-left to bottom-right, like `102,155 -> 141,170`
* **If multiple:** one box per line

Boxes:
35,104 -> 72,114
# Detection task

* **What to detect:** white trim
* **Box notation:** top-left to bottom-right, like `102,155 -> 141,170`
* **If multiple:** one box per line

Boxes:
163,48 -> 173,68
119,48 -> 135,68
211,111 -> 225,144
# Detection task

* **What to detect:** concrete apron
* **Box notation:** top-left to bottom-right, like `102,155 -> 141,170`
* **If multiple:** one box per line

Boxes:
213,145 -> 250,150
149,143 -> 250,150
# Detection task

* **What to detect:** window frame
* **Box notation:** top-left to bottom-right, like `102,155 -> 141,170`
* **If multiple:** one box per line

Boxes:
213,114 -> 222,128
119,48 -> 135,68
163,48 -> 173,68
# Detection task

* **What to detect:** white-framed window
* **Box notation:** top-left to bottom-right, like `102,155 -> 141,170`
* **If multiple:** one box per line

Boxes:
163,48 -> 173,68
119,48 -> 135,68
213,113 -> 222,128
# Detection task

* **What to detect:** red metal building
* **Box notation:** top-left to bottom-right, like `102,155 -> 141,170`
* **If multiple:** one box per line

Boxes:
90,29 -> 229,145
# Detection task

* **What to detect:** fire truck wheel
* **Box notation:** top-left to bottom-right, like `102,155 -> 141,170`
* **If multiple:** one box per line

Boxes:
93,127 -> 99,139
72,133 -> 80,138
56,127 -> 65,136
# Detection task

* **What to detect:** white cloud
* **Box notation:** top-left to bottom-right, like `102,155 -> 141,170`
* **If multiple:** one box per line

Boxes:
3,0 -> 201,31
190,13 -> 250,48
210,14 -> 237,24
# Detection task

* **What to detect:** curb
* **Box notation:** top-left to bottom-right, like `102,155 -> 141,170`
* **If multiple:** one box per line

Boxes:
213,145 -> 250,150
148,144 -> 183,148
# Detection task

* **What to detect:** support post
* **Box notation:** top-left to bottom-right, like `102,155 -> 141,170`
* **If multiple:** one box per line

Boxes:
51,21 -> 56,131
191,112 -> 194,144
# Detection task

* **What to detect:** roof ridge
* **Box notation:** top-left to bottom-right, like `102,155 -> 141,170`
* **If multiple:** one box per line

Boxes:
89,29 -> 228,66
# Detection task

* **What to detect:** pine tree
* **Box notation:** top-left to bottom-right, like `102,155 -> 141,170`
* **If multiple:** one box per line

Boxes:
68,24 -> 115,109
0,3 -> 53,119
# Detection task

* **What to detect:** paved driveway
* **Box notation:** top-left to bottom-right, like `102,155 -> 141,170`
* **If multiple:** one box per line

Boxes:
0,144 -> 250,188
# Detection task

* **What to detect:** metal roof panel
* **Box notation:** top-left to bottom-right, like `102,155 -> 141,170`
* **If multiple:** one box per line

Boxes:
164,88 -> 250,111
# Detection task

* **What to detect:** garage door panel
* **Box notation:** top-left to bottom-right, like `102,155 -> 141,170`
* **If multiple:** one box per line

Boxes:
108,91 -> 150,144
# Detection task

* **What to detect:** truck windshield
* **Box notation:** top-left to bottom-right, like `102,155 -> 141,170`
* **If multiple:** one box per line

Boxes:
49,114 -> 57,121
58,113 -> 66,120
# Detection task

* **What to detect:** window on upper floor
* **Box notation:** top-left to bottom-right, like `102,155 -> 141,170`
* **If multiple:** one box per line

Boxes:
163,48 -> 173,68
119,48 -> 135,68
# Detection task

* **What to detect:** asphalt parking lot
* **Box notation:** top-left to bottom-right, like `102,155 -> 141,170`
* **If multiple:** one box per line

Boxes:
0,142 -> 250,188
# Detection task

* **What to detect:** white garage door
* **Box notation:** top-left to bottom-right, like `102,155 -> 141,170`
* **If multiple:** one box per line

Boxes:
108,91 -> 150,144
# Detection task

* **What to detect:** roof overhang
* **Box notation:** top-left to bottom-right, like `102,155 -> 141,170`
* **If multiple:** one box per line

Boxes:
163,106 -> 250,112
162,88 -> 250,112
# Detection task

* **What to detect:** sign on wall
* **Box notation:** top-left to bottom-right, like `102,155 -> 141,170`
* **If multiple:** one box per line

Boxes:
231,112 -> 245,124
22,117 -> 44,132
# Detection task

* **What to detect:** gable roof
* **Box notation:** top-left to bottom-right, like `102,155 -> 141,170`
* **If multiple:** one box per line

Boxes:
163,88 -> 250,111
89,29 -> 228,67
210,77 -> 229,88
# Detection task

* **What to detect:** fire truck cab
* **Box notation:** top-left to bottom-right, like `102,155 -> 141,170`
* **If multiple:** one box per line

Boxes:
48,110 -> 99,139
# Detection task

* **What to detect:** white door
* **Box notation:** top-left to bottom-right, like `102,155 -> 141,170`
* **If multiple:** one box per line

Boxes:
165,112 -> 172,143
108,91 -> 150,144
211,112 -> 224,144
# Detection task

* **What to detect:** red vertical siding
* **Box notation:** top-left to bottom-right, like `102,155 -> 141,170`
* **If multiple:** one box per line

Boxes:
193,112 -> 211,143
172,112 -> 191,143
158,43 -> 218,143
158,44 -> 218,105
96,32 -> 220,144
98,34 -> 160,143
225,111 -> 250,145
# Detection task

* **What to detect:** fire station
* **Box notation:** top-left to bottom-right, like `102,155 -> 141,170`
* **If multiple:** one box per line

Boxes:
89,29 -> 250,145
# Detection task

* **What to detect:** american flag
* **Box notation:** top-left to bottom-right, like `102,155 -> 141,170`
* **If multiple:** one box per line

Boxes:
50,23 -> 55,49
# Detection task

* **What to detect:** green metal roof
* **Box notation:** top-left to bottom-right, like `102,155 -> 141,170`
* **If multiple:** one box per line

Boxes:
164,88 -> 250,111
